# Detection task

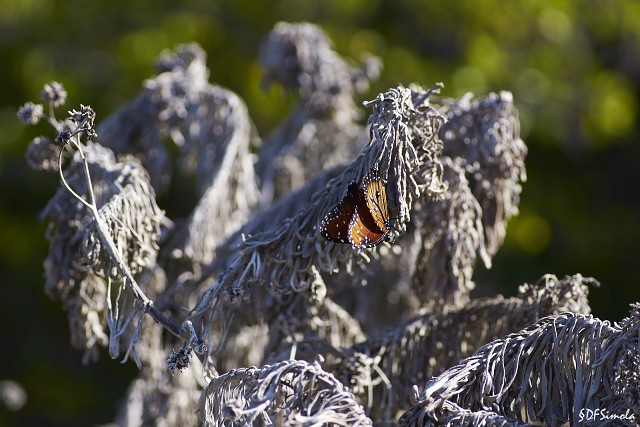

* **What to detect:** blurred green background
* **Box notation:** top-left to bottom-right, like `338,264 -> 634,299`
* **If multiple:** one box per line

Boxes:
1,0 -> 639,425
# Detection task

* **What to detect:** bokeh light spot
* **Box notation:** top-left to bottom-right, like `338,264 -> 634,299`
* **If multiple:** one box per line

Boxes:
452,66 -> 486,96
538,8 -> 573,44
511,213 -> 552,254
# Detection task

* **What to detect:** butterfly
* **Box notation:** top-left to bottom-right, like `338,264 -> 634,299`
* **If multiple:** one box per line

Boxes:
320,171 -> 394,248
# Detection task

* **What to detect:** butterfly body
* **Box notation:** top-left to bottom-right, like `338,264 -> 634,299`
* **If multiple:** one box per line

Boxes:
320,171 -> 394,249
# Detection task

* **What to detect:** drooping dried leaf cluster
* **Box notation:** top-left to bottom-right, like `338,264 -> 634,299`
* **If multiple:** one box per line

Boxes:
200,358 -> 373,426
399,303 -> 640,426
257,21 -> 382,204
20,21 -> 639,427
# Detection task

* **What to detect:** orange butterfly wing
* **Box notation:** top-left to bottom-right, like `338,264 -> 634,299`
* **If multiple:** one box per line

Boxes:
321,172 -> 392,249
364,174 -> 389,231
349,173 -> 389,248
320,182 -> 360,244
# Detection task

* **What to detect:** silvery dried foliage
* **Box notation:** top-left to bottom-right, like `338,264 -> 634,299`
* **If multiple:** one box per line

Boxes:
199,359 -> 373,426
117,365 -> 203,427
439,91 -> 527,257
164,77 -> 260,270
42,139 -> 120,285
98,43 -> 254,196
208,165 -> 346,278
115,287 -> 206,427
97,72 -> 173,194
325,274 -> 593,424
410,156 -> 491,311
326,251 -> 422,336
19,23 -> 639,427
257,22 -> 381,203
402,402 -> 530,427
34,139 -> 165,364
313,159 -> 473,333
212,324 -> 270,375
188,84 -> 446,376
324,92 -> 525,325
261,272 -> 368,365
398,302 -> 640,427
100,43 -> 261,281
62,272 -> 109,364
105,265 -> 171,369
205,251 -> 366,375
196,166 -> 366,373
81,161 -> 164,280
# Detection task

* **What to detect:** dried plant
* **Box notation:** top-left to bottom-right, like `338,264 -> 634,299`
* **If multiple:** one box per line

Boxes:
115,302 -> 206,427
188,83 -> 446,376
21,84 -> 179,366
207,165 -> 347,279
324,91 -> 526,323
100,44 -> 260,272
257,22 -> 381,203
398,303 -> 640,426
18,22 -> 638,427
409,156 -> 490,311
318,92 -> 526,331
326,274 -> 594,424
261,274 -> 368,365
439,91 -> 527,256
163,72 -> 260,271
199,358 -> 373,426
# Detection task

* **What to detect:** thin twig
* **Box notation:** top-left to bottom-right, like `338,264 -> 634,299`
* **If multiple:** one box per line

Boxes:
58,129 -> 183,339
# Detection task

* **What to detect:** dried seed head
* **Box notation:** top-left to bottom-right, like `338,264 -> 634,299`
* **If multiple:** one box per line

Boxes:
25,136 -> 59,172
40,81 -> 68,107
17,102 -> 43,125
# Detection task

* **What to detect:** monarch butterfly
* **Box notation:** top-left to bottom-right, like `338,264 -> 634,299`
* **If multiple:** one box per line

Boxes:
320,170 -> 394,248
